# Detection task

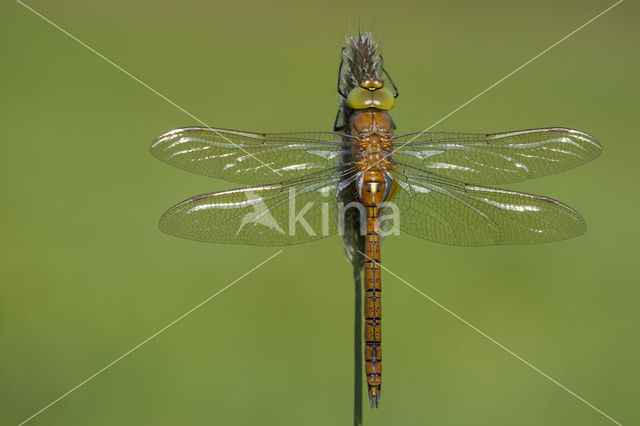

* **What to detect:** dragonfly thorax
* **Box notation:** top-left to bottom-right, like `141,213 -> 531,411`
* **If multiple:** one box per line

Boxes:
349,108 -> 394,207
350,108 -> 393,136
350,109 -> 394,173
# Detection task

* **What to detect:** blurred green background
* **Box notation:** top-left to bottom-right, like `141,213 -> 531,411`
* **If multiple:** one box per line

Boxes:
1,0 -> 638,425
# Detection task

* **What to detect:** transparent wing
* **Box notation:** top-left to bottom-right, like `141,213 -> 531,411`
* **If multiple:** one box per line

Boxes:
386,169 -> 586,246
151,127 -> 354,185
158,169 -> 353,246
391,128 -> 601,185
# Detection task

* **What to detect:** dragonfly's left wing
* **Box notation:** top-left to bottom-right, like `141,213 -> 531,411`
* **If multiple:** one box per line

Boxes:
386,168 -> 586,246
392,128 -> 601,185
158,168 -> 352,246
152,127 -> 354,185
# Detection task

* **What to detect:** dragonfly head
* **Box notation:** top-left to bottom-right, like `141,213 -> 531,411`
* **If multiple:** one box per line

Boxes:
360,78 -> 384,90
346,78 -> 395,110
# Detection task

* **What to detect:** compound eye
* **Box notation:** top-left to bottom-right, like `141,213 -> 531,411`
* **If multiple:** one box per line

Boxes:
346,87 -> 373,109
372,87 -> 395,110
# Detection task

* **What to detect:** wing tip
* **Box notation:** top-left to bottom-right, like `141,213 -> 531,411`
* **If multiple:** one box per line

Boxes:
549,127 -> 602,158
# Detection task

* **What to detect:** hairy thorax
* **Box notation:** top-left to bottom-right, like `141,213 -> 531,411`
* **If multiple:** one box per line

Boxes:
349,108 -> 394,172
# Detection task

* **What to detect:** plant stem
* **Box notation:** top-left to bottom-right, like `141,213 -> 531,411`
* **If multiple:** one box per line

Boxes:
353,261 -> 363,426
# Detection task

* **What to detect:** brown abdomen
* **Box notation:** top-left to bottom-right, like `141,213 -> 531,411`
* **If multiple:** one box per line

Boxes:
360,170 -> 386,407
364,206 -> 382,407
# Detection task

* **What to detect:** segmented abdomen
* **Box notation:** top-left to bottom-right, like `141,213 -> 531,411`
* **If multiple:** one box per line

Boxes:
364,206 -> 382,407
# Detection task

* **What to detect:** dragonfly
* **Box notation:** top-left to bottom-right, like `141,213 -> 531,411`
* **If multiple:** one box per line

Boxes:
152,33 -> 601,408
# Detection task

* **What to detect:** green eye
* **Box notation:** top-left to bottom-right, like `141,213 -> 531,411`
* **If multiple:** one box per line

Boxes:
372,87 -> 395,110
346,87 -> 373,109
346,87 -> 395,110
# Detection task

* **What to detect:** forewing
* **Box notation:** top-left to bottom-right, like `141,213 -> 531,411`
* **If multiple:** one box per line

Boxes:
387,169 -> 586,246
158,170 -> 348,246
151,127 -> 354,185
392,128 -> 601,185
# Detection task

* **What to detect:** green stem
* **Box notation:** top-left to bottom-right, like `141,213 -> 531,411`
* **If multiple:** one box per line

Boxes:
353,261 -> 363,426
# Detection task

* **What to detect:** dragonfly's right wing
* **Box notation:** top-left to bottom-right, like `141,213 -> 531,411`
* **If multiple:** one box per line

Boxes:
152,127 -> 354,185
392,128 -> 601,185
386,168 -> 586,246
158,169 -> 351,246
